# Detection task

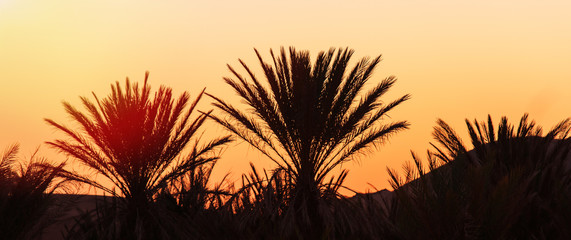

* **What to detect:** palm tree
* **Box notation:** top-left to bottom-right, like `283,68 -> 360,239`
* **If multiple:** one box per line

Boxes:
45,72 -> 232,239
386,114 -> 571,239
208,47 -> 410,237
0,144 -> 69,239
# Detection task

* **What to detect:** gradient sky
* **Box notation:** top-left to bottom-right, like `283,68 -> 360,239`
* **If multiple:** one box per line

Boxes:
1,0 -> 570,194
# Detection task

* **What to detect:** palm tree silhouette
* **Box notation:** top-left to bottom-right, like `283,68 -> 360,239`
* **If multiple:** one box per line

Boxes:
208,47 -> 410,236
45,72 -> 232,239
0,144 -> 69,239
387,114 -> 571,239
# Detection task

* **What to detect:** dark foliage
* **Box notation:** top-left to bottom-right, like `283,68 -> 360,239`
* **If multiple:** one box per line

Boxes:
386,114 -> 571,239
208,47 -> 409,238
0,144 -> 70,239
46,72 -> 232,239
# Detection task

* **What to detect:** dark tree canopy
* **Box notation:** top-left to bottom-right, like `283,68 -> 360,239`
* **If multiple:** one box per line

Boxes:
45,72 -> 231,239
208,47 -> 410,236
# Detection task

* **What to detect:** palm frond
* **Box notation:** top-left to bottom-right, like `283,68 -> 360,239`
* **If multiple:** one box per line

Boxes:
45,72 -> 232,239
209,47 -> 409,238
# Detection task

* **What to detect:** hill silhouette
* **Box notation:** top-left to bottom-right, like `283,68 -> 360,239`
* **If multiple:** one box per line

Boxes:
352,136 -> 571,206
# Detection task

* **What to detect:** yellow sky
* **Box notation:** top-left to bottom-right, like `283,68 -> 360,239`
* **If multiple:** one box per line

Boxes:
1,0 -> 570,194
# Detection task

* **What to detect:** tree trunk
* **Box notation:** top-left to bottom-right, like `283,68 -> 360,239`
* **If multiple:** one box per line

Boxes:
294,167 -> 323,239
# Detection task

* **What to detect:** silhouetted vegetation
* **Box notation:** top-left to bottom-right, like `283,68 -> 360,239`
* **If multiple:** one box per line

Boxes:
208,47 -> 410,238
3,47 -> 571,239
45,72 -> 232,239
0,144 -> 71,239
385,114 -> 571,239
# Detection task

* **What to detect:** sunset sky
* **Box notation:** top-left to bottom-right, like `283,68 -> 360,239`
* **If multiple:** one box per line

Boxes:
1,0 -> 570,194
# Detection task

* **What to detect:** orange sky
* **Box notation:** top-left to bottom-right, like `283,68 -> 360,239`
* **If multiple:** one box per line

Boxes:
1,0 -> 570,195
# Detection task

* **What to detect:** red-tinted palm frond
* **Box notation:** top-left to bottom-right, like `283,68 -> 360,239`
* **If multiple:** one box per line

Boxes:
45,72 -> 231,238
